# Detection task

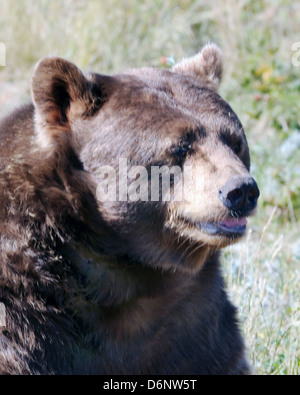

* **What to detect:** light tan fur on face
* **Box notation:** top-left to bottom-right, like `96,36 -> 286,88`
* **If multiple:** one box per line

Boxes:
164,137 -> 253,252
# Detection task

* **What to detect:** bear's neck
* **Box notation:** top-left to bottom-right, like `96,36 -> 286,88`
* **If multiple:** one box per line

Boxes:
60,242 -> 188,308
59,242 -> 221,343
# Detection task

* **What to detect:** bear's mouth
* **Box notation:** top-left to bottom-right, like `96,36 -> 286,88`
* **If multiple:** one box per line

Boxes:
196,217 -> 247,237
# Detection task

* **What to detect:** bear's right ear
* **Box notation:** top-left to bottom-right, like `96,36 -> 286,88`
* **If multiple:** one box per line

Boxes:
32,57 -> 109,148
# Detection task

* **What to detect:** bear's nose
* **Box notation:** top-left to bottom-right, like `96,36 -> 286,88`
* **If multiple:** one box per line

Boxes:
219,176 -> 260,214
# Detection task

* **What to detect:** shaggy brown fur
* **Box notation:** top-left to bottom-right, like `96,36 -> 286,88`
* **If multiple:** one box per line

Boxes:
0,44 -> 259,374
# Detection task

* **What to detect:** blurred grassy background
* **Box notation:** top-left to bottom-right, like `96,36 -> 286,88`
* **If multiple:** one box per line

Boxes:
0,0 -> 299,375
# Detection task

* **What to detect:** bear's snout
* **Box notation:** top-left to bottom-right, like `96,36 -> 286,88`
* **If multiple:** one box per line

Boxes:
219,176 -> 260,215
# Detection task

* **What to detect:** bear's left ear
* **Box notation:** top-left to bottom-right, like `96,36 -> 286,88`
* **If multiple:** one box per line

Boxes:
32,57 -> 110,148
172,43 -> 223,91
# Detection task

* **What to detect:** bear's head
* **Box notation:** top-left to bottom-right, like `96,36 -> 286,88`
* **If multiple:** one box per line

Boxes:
31,44 -> 259,274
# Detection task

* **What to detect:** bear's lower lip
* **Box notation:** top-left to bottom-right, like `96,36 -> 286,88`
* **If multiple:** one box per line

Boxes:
196,217 -> 247,237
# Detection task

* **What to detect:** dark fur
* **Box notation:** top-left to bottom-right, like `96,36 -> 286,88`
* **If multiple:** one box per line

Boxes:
0,50 -> 254,375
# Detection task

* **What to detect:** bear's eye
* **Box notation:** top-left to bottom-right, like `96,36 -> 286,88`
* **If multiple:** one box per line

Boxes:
221,131 -> 243,156
170,141 -> 192,158
233,141 -> 242,155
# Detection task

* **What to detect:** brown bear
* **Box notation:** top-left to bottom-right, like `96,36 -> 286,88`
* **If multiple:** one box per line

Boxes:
0,44 -> 259,375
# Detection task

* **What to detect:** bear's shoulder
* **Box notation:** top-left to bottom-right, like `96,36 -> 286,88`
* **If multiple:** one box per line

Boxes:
0,103 -> 34,169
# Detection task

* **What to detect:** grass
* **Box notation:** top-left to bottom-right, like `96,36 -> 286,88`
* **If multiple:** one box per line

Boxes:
225,210 -> 299,374
0,0 -> 299,375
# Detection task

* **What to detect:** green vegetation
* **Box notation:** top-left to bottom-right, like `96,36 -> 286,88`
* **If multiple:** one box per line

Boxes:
0,0 -> 299,375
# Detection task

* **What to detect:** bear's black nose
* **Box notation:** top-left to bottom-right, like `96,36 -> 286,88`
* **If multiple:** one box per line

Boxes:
219,176 -> 260,214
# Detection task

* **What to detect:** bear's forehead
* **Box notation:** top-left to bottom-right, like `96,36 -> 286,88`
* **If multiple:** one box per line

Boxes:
107,68 -> 243,140
117,67 -> 210,101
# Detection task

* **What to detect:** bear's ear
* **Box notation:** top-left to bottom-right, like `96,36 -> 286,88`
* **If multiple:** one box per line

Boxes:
32,57 -> 107,148
172,43 -> 223,91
